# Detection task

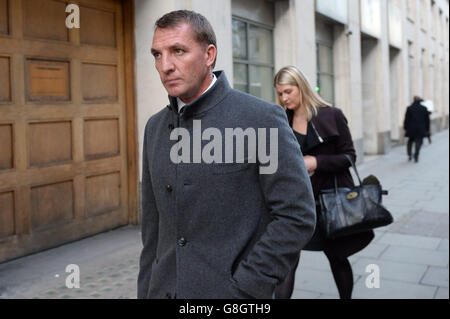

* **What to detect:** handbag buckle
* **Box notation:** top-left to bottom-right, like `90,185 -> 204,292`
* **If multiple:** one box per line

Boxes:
346,191 -> 359,200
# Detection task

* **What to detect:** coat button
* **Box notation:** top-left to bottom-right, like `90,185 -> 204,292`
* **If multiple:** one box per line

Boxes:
177,237 -> 187,247
166,185 -> 172,192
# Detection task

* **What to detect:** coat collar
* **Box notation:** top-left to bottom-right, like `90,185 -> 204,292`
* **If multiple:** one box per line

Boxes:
297,106 -> 340,152
311,106 -> 340,140
166,70 -> 232,118
301,121 -> 323,153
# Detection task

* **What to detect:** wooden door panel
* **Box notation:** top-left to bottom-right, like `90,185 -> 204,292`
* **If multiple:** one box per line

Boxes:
0,191 -> 15,238
29,121 -> 72,167
0,0 -> 130,263
84,118 -> 120,159
80,5 -> 116,47
0,0 -> 9,35
0,56 -> 11,102
30,180 -> 74,230
26,59 -> 71,102
23,0 -> 68,42
85,172 -> 121,216
82,63 -> 118,102
0,124 -> 13,169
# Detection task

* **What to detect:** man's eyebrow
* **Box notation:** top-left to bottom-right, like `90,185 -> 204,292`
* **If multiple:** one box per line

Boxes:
169,43 -> 189,50
151,43 -> 189,56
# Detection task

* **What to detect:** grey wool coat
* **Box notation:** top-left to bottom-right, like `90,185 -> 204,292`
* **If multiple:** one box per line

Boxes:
138,71 -> 316,299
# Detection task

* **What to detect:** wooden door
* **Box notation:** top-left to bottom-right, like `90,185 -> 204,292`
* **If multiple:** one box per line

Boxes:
0,0 -> 134,263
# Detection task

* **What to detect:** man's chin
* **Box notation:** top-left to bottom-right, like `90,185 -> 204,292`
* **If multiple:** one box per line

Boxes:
165,87 -> 184,98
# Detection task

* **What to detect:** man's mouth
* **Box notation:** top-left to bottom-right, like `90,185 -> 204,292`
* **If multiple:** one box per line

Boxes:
164,78 -> 181,86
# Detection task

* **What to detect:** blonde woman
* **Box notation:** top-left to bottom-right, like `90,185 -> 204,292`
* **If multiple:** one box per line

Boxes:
273,66 -> 374,299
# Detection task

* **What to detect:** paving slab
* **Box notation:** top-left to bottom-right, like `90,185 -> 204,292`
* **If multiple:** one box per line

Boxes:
435,287 -> 449,299
352,258 -> 428,284
294,268 -> 340,296
438,239 -> 449,252
386,211 -> 449,239
421,267 -> 449,288
377,233 -> 442,250
317,293 -> 340,299
352,242 -> 389,259
380,246 -> 449,267
0,226 -> 142,299
352,278 -> 437,299
291,289 -> 321,299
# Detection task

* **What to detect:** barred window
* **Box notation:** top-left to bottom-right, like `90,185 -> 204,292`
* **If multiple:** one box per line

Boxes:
232,17 -> 274,102
316,42 -> 335,105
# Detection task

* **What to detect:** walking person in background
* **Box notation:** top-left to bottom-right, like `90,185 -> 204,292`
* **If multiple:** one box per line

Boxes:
403,96 -> 431,163
272,66 -> 374,299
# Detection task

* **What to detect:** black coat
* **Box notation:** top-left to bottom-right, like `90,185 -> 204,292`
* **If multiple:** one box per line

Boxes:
289,106 -> 356,199
403,101 -> 430,139
289,106 -> 374,254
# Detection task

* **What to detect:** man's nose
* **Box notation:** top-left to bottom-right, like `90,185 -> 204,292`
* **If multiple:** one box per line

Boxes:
160,54 -> 175,73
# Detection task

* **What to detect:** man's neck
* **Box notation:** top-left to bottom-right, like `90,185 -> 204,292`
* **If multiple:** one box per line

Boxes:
180,72 -> 215,105
177,72 -> 216,112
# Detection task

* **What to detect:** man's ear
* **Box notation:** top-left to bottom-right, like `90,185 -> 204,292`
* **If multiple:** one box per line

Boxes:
205,44 -> 217,68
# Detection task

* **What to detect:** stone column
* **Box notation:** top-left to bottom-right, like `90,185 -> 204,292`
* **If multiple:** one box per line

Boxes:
360,0 -> 391,155
346,0 -> 365,161
293,0 -> 317,85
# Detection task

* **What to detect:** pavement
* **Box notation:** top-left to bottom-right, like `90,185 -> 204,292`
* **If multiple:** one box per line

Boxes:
0,130 -> 448,299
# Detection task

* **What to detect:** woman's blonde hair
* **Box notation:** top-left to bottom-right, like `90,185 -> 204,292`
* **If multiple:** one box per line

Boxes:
274,66 -> 330,121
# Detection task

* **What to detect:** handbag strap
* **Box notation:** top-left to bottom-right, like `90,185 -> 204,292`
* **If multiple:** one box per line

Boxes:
331,154 -> 362,190
343,154 -> 362,186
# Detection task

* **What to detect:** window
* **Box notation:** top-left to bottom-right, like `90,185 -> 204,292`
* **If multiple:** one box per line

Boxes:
316,42 -> 334,104
232,17 -> 274,102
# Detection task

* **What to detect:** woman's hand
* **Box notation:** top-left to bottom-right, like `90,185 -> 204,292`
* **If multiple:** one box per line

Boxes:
303,155 -> 317,176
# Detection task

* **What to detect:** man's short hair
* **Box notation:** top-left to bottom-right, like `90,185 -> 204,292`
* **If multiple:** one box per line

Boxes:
155,10 -> 217,69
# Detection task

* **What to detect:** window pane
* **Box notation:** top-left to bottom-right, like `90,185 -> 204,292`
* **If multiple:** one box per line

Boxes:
233,63 -> 248,93
232,19 -> 247,60
317,74 -> 334,104
249,65 -> 274,102
318,44 -> 333,74
248,25 -> 273,64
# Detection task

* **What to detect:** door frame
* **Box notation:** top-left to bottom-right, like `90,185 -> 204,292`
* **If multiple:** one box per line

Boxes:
122,0 -> 139,224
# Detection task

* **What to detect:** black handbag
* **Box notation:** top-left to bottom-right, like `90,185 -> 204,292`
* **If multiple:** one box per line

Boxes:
318,155 -> 393,239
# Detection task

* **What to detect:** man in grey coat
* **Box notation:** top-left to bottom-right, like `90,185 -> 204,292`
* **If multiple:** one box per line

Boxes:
138,10 -> 316,299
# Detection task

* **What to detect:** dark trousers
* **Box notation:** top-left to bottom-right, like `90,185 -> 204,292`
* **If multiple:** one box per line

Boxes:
407,137 -> 423,161
273,250 -> 354,299
274,230 -> 374,299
